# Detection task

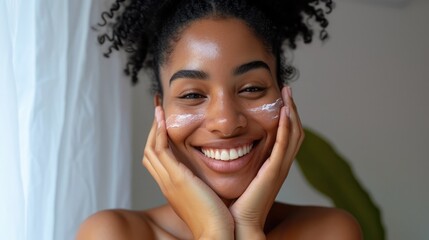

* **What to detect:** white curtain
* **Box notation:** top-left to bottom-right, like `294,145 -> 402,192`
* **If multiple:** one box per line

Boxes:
0,0 -> 132,239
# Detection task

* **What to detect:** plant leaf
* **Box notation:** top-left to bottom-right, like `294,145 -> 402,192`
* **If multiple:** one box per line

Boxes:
296,128 -> 385,240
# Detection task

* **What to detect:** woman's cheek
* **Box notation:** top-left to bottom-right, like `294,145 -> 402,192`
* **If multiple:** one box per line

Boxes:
166,113 -> 204,129
165,113 -> 204,143
245,98 -> 283,126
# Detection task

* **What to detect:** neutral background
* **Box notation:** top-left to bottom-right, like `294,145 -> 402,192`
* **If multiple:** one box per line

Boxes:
1,1 -> 134,239
130,1 -> 429,239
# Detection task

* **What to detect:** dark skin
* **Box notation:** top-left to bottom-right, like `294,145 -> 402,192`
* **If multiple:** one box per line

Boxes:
77,18 -> 362,240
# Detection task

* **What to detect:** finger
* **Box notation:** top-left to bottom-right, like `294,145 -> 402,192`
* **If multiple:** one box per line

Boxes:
283,87 -> 305,159
144,114 -> 158,151
153,107 -> 187,177
142,155 -> 163,187
291,108 -> 305,158
145,106 -> 174,176
144,148 -> 171,195
267,106 -> 290,171
142,111 -> 162,176
142,107 -> 170,185
286,87 -> 304,140
154,106 -> 169,151
249,106 -> 289,192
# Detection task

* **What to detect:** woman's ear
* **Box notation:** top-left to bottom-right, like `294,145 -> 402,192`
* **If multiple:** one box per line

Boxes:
154,94 -> 162,107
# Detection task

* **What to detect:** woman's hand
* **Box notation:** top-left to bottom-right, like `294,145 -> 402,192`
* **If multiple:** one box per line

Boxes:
229,86 -> 305,240
142,107 -> 234,240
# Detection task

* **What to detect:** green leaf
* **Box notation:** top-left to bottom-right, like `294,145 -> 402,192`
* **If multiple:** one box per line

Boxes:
296,128 -> 385,240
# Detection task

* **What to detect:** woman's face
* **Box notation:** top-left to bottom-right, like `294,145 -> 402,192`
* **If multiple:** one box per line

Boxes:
159,18 -> 282,200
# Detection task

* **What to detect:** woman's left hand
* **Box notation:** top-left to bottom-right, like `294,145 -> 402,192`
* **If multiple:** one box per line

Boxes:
229,86 -> 305,240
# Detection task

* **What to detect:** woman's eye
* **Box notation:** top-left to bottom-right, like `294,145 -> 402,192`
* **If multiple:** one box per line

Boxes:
179,93 -> 206,99
240,86 -> 265,93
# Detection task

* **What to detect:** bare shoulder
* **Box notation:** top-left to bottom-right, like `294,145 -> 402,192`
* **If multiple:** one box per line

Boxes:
266,202 -> 362,240
75,209 -> 155,240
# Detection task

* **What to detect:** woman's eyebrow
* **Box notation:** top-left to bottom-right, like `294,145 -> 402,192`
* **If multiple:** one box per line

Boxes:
169,70 -> 209,85
233,60 -> 271,76
169,60 -> 270,85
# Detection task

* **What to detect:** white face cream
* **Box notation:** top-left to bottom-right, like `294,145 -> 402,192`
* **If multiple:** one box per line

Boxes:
185,40 -> 220,69
189,40 -> 219,59
166,113 -> 205,129
246,98 -> 284,120
166,99 -> 283,129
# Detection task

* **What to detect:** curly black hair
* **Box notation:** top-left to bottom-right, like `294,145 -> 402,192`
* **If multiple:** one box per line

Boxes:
97,0 -> 334,93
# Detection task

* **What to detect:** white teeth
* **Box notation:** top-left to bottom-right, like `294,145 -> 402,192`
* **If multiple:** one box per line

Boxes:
238,148 -> 243,157
201,144 -> 253,161
220,150 -> 229,160
215,150 -> 221,160
229,149 -> 238,160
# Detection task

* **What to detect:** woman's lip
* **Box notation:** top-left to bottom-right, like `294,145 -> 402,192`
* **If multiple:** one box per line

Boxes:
194,142 -> 257,173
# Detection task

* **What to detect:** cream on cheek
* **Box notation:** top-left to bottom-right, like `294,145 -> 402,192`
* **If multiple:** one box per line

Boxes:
246,98 -> 284,121
165,98 -> 283,129
166,112 -> 205,129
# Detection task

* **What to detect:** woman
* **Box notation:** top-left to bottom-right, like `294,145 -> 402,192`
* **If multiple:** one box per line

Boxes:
78,0 -> 362,239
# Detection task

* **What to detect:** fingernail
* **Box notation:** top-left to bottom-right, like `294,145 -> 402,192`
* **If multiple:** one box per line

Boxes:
287,86 -> 292,97
282,86 -> 289,100
155,107 -> 161,126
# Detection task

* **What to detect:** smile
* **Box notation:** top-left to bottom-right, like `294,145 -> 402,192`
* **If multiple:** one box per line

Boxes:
201,144 -> 253,161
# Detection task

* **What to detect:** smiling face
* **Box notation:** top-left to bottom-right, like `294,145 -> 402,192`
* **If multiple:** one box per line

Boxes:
159,18 -> 283,201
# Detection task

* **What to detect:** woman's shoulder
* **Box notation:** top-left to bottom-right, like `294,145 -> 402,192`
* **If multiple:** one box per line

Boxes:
267,202 -> 362,240
76,208 -> 159,240
76,203 -> 362,240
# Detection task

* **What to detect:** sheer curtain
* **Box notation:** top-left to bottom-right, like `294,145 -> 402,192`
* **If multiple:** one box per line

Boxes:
0,0 -> 132,239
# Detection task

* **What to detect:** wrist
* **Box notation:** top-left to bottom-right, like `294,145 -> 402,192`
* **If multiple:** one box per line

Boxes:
235,225 -> 266,240
198,231 -> 234,240
196,224 -> 234,240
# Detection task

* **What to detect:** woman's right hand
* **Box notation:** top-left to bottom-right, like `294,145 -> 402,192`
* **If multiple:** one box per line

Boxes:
142,106 -> 234,240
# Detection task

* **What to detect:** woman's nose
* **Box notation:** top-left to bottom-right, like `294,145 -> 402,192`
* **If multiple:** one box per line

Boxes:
205,94 -> 247,137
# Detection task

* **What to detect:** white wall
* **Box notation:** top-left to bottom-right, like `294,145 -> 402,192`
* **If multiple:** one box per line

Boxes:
131,1 -> 429,239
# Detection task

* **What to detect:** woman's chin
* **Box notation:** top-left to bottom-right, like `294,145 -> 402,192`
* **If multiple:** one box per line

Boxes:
217,190 -> 243,202
209,180 -> 249,203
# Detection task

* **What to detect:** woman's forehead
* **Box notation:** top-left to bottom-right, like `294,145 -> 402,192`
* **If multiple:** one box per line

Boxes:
160,18 -> 275,83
